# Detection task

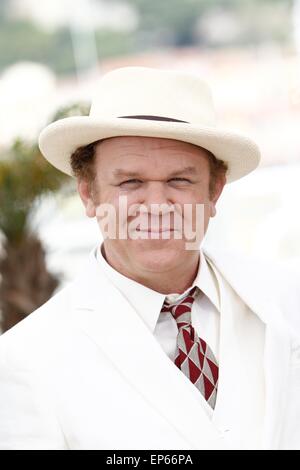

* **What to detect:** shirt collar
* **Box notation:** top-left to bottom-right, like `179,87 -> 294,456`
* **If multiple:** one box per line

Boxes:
94,243 -> 220,333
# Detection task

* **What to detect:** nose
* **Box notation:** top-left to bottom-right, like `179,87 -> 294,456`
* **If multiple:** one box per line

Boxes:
140,181 -> 173,207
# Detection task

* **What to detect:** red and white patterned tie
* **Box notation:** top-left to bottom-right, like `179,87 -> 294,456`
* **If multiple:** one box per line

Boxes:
161,286 -> 219,409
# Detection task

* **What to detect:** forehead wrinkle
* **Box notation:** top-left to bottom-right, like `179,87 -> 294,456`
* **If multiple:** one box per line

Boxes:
112,165 -> 197,179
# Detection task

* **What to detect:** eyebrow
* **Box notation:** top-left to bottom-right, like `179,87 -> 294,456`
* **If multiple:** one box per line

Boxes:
112,166 -> 197,179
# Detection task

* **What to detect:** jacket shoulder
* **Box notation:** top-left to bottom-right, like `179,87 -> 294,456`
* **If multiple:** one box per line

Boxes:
203,245 -> 300,335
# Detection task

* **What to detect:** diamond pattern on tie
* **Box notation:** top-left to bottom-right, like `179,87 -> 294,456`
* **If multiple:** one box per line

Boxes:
161,286 -> 219,409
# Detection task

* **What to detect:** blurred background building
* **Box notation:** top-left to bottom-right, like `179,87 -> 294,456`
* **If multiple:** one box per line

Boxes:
0,0 -> 299,331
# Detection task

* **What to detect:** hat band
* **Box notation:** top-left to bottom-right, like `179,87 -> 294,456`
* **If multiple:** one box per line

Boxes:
118,115 -> 189,123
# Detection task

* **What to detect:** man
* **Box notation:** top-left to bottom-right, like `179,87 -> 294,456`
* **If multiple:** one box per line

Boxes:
0,66 -> 299,450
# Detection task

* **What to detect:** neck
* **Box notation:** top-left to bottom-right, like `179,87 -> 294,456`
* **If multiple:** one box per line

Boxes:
101,243 -> 200,295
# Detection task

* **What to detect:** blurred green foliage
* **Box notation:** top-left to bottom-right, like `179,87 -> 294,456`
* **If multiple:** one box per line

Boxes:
0,102 -> 90,243
126,0 -> 294,47
0,135 -> 69,328
0,0 -> 295,76
0,102 -> 90,331
0,139 -> 69,243
0,18 -> 76,76
51,101 -> 91,121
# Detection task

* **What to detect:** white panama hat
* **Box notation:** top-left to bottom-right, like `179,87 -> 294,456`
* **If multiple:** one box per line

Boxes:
38,66 -> 261,183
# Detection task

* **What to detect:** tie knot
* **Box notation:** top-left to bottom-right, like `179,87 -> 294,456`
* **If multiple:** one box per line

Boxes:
161,286 -> 198,328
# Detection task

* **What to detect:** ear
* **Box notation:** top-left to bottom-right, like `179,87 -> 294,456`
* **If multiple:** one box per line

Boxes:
77,179 -> 97,218
209,175 -> 226,218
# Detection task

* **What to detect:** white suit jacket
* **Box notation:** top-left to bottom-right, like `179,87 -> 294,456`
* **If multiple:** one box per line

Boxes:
0,247 -> 299,450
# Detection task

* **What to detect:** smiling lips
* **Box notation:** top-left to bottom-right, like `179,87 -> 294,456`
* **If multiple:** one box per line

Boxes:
136,228 -> 176,233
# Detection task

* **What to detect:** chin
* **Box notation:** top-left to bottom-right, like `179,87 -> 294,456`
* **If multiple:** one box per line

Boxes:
131,239 -> 187,272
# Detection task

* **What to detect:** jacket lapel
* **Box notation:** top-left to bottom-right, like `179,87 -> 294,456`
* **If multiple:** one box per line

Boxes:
209,261 -> 266,448
70,254 -> 226,450
203,247 -> 291,449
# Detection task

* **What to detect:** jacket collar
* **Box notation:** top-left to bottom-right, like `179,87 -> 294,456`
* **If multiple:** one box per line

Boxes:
93,243 -> 220,331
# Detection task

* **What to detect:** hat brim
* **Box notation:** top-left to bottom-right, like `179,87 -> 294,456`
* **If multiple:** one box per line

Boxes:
38,116 -> 261,183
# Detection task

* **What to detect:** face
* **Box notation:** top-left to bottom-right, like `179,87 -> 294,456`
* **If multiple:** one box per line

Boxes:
78,136 -> 225,276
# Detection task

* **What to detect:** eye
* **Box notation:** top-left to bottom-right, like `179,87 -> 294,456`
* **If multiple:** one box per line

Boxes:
118,179 -> 142,187
168,177 -> 192,184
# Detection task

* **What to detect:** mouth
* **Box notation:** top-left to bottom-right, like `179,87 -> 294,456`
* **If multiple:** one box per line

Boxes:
136,228 -> 176,233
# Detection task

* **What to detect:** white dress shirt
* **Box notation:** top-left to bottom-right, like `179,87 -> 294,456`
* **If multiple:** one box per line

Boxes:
95,244 -> 221,365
